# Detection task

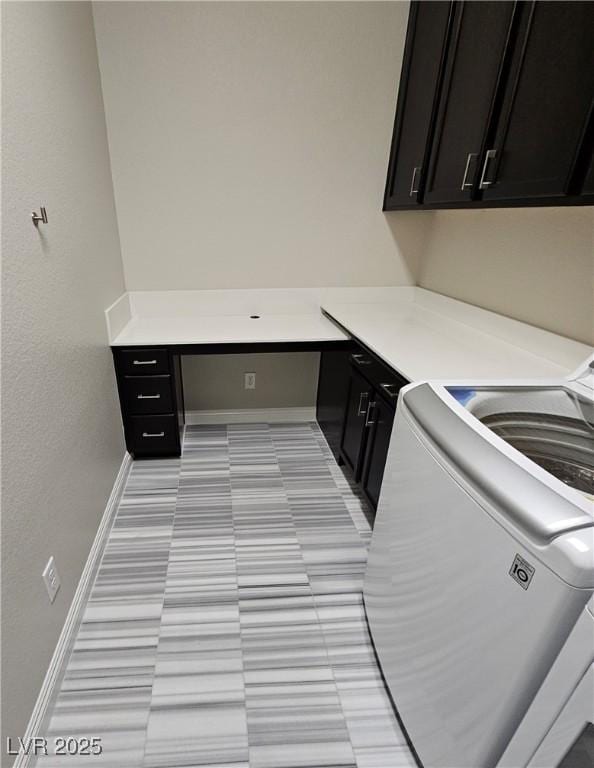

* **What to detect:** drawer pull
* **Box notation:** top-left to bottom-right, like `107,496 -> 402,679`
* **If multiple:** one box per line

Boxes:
380,383 -> 399,398
357,391 -> 369,416
137,393 -> 161,400
365,401 -> 377,427
133,359 -> 157,365
460,152 -> 477,191
409,165 -> 421,197
142,431 -> 165,438
479,148 -> 497,189
352,353 -> 371,366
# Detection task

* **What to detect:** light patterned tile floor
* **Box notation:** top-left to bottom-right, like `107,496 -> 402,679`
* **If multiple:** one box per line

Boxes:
35,423 -> 415,768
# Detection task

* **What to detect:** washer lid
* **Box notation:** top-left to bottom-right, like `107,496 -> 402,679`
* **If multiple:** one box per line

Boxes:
402,383 -> 593,587
446,384 -> 594,500
567,353 -> 594,399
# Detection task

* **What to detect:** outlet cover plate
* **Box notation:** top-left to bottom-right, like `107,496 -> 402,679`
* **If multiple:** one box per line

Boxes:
244,372 -> 256,390
42,556 -> 61,603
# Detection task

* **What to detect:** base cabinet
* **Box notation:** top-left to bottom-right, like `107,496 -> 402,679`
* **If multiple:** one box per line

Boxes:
112,347 -> 183,458
341,366 -> 374,478
316,349 -> 353,460
360,397 -> 396,510
318,343 -> 408,517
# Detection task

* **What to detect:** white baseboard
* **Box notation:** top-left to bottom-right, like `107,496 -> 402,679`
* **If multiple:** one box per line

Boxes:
185,407 -> 317,425
13,453 -> 132,768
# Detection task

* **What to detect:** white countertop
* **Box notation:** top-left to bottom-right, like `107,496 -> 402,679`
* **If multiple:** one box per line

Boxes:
322,302 -> 576,380
110,312 -> 347,346
106,287 -> 591,381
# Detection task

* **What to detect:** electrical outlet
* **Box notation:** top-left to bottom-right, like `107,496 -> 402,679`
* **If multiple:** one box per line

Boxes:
42,556 -> 61,603
244,372 -> 256,390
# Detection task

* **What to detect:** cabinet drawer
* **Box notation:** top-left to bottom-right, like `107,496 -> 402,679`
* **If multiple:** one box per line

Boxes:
118,348 -> 170,375
124,375 -> 173,415
350,351 -> 374,369
351,350 -> 408,405
375,370 -> 408,406
129,415 -> 179,457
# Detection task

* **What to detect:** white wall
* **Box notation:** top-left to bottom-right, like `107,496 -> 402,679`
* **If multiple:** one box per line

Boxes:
3,4 -> 591,757
182,352 -> 320,412
92,0 -> 592,349
415,207 -> 594,345
1,2 -> 126,758
93,0 -> 424,290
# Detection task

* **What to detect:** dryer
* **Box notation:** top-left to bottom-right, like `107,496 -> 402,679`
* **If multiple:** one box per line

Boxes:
363,358 -> 594,768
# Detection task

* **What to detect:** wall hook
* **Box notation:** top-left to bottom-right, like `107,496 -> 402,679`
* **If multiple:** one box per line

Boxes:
31,206 -> 48,226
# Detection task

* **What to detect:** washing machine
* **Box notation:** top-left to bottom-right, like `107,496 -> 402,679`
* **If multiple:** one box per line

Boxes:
501,593 -> 593,768
363,357 -> 594,768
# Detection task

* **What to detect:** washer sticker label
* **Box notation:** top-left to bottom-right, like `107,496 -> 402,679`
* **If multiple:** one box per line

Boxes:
509,554 -> 535,590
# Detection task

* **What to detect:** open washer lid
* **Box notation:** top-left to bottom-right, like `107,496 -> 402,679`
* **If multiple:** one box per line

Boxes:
568,353 -> 594,397
446,383 -> 594,500
445,353 -> 594,501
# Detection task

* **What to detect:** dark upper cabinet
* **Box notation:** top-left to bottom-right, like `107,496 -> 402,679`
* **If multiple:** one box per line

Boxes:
481,1 -> 594,202
383,1 -> 452,208
582,156 -> 594,198
575,106 -> 594,198
384,1 -> 594,209
423,1 -> 516,205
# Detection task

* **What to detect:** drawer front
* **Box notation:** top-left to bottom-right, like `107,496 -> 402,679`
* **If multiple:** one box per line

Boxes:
375,370 -> 408,406
350,349 -> 407,405
350,351 -> 375,371
129,415 -> 179,457
351,351 -> 386,384
124,375 -> 173,415
118,348 -> 170,376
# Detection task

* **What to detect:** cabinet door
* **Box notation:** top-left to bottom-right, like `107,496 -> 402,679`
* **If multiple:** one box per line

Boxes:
480,1 -> 594,202
423,1 -> 516,204
578,136 -> 594,197
570,100 -> 594,198
582,156 -> 594,197
340,367 -> 373,478
316,349 -> 352,459
361,398 -> 395,511
383,1 -> 453,209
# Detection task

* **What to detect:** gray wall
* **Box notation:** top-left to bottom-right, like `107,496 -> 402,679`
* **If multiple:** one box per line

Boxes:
1,2 -> 126,759
415,207 -> 594,345
92,1 -> 422,290
182,352 -> 320,411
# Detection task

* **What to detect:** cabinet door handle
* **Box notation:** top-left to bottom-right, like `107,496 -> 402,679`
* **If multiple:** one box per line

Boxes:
365,401 -> 377,427
409,166 -> 421,197
357,391 -> 369,416
137,393 -> 161,399
142,431 -> 165,438
352,353 -> 371,366
479,149 -> 497,189
380,382 -> 398,398
460,152 -> 477,190
133,359 -> 157,365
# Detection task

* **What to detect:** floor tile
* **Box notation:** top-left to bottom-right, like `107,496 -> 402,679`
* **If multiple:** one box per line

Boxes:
34,423 -> 414,768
